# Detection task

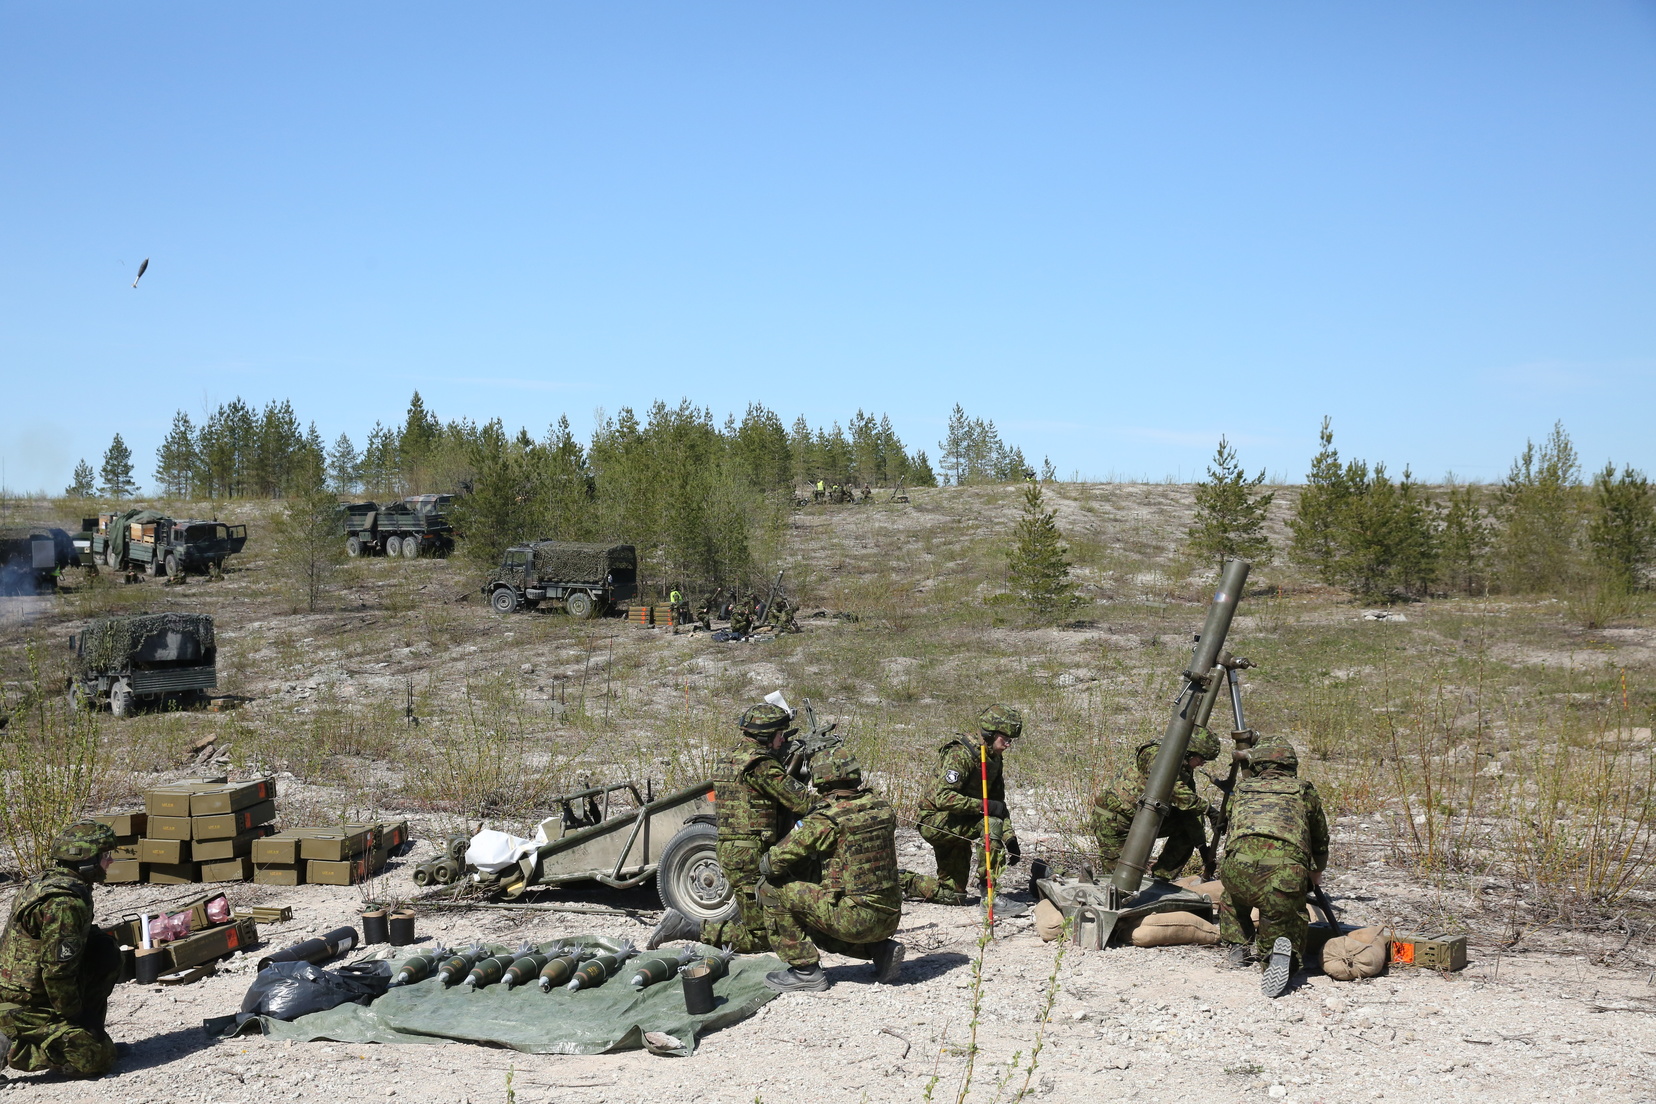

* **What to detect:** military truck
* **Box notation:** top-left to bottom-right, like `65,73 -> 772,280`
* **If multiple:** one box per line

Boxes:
67,612 -> 217,717
484,540 -> 637,617
342,494 -> 456,558
90,510 -> 247,576
0,527 -> 79,595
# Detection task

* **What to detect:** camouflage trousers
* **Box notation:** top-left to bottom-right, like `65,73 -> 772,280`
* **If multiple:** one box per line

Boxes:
1218,839 -> 1312,967
699,838 -> 773,954
760,881 -> 900,969
1091,802 -> 1205,882
902,813 -> 1007,905
0,929 -> 120,1077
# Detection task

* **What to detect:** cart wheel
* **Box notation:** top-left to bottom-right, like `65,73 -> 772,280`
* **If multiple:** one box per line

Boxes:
656,821 -> 736,925
346,536 -> 362,558
565,591 -> 595,620
491,587 -> 520,614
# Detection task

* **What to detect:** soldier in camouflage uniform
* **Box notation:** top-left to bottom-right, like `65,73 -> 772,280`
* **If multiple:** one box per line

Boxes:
1090,731 -> 1221,881
729,594 -> 758,636
899,705 -> 1023,905
1216,737 -> 1329,998
0,821 -> 122,1078
647,703 -> 815,953
757,749 -> 904,992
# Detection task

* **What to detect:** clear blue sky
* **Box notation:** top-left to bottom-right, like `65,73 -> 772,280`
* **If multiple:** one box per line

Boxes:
3,3 -> 1654,493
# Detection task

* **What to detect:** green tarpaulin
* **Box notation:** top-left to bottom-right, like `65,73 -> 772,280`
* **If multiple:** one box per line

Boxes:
253,939 -> 779,1058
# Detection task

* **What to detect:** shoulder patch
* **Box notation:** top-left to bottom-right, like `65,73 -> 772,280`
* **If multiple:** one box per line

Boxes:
57,936 -> 83,962
944,769 -> 962,784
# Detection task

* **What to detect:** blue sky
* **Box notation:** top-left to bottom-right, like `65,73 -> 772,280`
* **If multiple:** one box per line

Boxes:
3,3 -> 1654,493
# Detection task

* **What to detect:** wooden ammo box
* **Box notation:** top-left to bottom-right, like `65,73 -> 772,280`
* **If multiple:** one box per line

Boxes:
200,857 -> 253,883
306,848 -> 386,885
92,812 -> 148,837
193,825 -> 275,862
192,800 -> 276,840
252,864 -> 304,886
164,917 -> 257,970
146,861 -> 199,885
139,838 -> 190,864
188,777 -> 275,816
111,839 -> 141,860
1391,933 -> 1468,972
628,605 -> 653,625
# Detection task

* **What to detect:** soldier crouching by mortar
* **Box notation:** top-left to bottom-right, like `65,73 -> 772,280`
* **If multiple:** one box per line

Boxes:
899,705 -> 1023,909
1217,736 -> 1330,998
756,749 -> 904,993
1091,730 -> 1221,880
0,822 -> 124,1079
648,703 -> 814,952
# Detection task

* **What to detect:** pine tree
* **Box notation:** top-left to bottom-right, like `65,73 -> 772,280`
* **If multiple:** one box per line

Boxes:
1288,417 -> 1350,578
1587,462 -> 1656,592
154,410 -> 198,498
326,433 -> 361,495
1493,422 -> 1583,593
1436,481 -> 1490,595
1007,483 -> 1077,619
1329,463 -> 1438,600
99,434 -> 136,498
908,449 -> 938,488
273,483 -> 345,612
64,460 -> 96,498
1187,436 -> 1274,568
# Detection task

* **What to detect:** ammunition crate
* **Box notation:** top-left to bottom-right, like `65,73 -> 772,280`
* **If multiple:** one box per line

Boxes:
653,604 -> 676,626
628,605 -> 653,626
193,825 -> 275,862
306,849 -> 385,885
147,816 -> 193,841
253,864 -> 304,886
192,800 -> 277,840
233,905 -> 293,924
199,857 -> 253,883
106,859 -> 142,884
146,861 -> 200,885
92,812 -> 148,837
112,840 -> 141,861
164,917 -> 257,971
252,827 -> 341,865
139,838 -> 190,865
299,826 -> 377,862
1391,932 -> 1467,972
145,781 -> 227,817
188,777 -> 275,816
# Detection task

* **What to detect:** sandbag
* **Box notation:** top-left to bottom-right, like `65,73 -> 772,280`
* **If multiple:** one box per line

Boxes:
1034,899 -> 1066,942
1323,927 -> 1388,981
239,960 -> 392,1022
1129,910 -> 1219,947
1192,880 -> 1224,902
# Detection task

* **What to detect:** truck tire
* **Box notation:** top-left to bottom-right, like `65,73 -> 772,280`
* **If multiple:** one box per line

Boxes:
67,682 -> 91,712
403,537 -> 421,559
165,553 -> 179,577
565,591 -> 595,620
385,536 -> 402,557
491,587 -> 520,614
346,536 -> 363,558
656,821 -> 737,925
110,683 -> 133,719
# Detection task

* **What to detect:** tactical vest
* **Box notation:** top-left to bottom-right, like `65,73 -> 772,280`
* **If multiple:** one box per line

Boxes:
820,792 -> 900,905
1228,775 -> 1312,853
938,738 -> 1000,798
0,871 -> 91,1001
712,743 -> 788,843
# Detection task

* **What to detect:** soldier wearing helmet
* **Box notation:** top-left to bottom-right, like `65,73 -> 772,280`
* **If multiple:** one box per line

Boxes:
647,702 -> 815,952
754,749 -> 904,992
0,820 -> 122,1077
1216,736 -> 1330,998
899,705 -> 1024,907
1090,730 -> 1223,882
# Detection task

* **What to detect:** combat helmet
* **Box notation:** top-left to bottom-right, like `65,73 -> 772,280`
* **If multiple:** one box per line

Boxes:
978,704 -> 1023,741
739,703 -> 795,740
1247,736 -> 1299,774
1188,730 -> 1222,762
810,748 -> 863,791
50,820 -> 118,882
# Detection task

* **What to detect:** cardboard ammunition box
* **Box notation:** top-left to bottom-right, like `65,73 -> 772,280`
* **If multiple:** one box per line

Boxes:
251,827 -> 337,865
139,838 -> 191,865
106,859 -> 142,884
191,800 -> 277,840
199,857 -> 253,883
147,816 -> 193,841
146,861 -> 199,885
192,825 -> 275,862
92,812 -> 148,837
164,917 -> 257,971
252,864 -> 304,886
112,841 -> 141,861
1391,933 -> 1467,972
305,849 -> 384,885
144,781 -> 226,817
299,826 -> 377,862
188,777 -> 276,816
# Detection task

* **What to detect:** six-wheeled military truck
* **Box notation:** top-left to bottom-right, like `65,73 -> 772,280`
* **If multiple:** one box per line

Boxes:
90,510 -> 247,576
342,494 -> 456,558
484,541 -> 637,617
0,527 -> 80,595
68,612 -> 217,717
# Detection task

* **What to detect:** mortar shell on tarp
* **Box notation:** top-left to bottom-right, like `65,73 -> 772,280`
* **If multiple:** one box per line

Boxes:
503,952 -> 552,989
463,944 -> 532,990
436,944 -> 487,987
679,945 -> 735,983
390,946 -> 449,987
628,948 -> 695,990
565,942 -> 637,991
537,947 -> 593,992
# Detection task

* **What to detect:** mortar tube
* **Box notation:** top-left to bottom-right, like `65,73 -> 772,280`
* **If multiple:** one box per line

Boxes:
1110,559 -> 1250,898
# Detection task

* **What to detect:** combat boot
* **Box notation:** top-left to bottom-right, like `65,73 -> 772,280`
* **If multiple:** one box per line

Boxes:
872,939 -> 906,984
764,963 -> 829,993
1261,937 -> 1294,998
645,908 -> 700,950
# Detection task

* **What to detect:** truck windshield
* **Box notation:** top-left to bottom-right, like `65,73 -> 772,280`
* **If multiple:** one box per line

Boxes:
505,552 -> 528,568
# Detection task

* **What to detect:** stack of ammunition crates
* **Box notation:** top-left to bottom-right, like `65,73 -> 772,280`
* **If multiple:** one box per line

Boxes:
251,820 -> 409,886
627,605 -> 654,626
96,777 -> 277,884
104,890 -> 259,979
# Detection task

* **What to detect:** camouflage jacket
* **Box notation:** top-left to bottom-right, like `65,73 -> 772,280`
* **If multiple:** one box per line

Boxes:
766,790 -> 900,911
0,869 -> 95,1016
1095,743 -> 1202,818
1228,769 -> 1329,870
918,736 -> 1008,823
712,743 -> 813,846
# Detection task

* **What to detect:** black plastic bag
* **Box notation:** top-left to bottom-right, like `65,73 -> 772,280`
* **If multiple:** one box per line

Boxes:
239,959 -> 392,1022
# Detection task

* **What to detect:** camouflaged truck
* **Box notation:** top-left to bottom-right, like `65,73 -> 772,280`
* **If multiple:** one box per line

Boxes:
90,509 -> 247,576
68,612 -> 217,717
341,494 -> 456,559
484,540 -> 637,618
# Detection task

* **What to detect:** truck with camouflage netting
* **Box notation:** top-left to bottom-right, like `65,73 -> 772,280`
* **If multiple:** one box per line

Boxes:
342,494 -> 457,559
0,526 -> 80,595
68,612 -> 217,717
89,509 -> 247,576
484,540 -> 637,618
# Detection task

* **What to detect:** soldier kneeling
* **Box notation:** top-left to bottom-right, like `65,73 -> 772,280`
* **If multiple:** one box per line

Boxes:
0,821 -> 124,1078
757,750 -> 905,993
